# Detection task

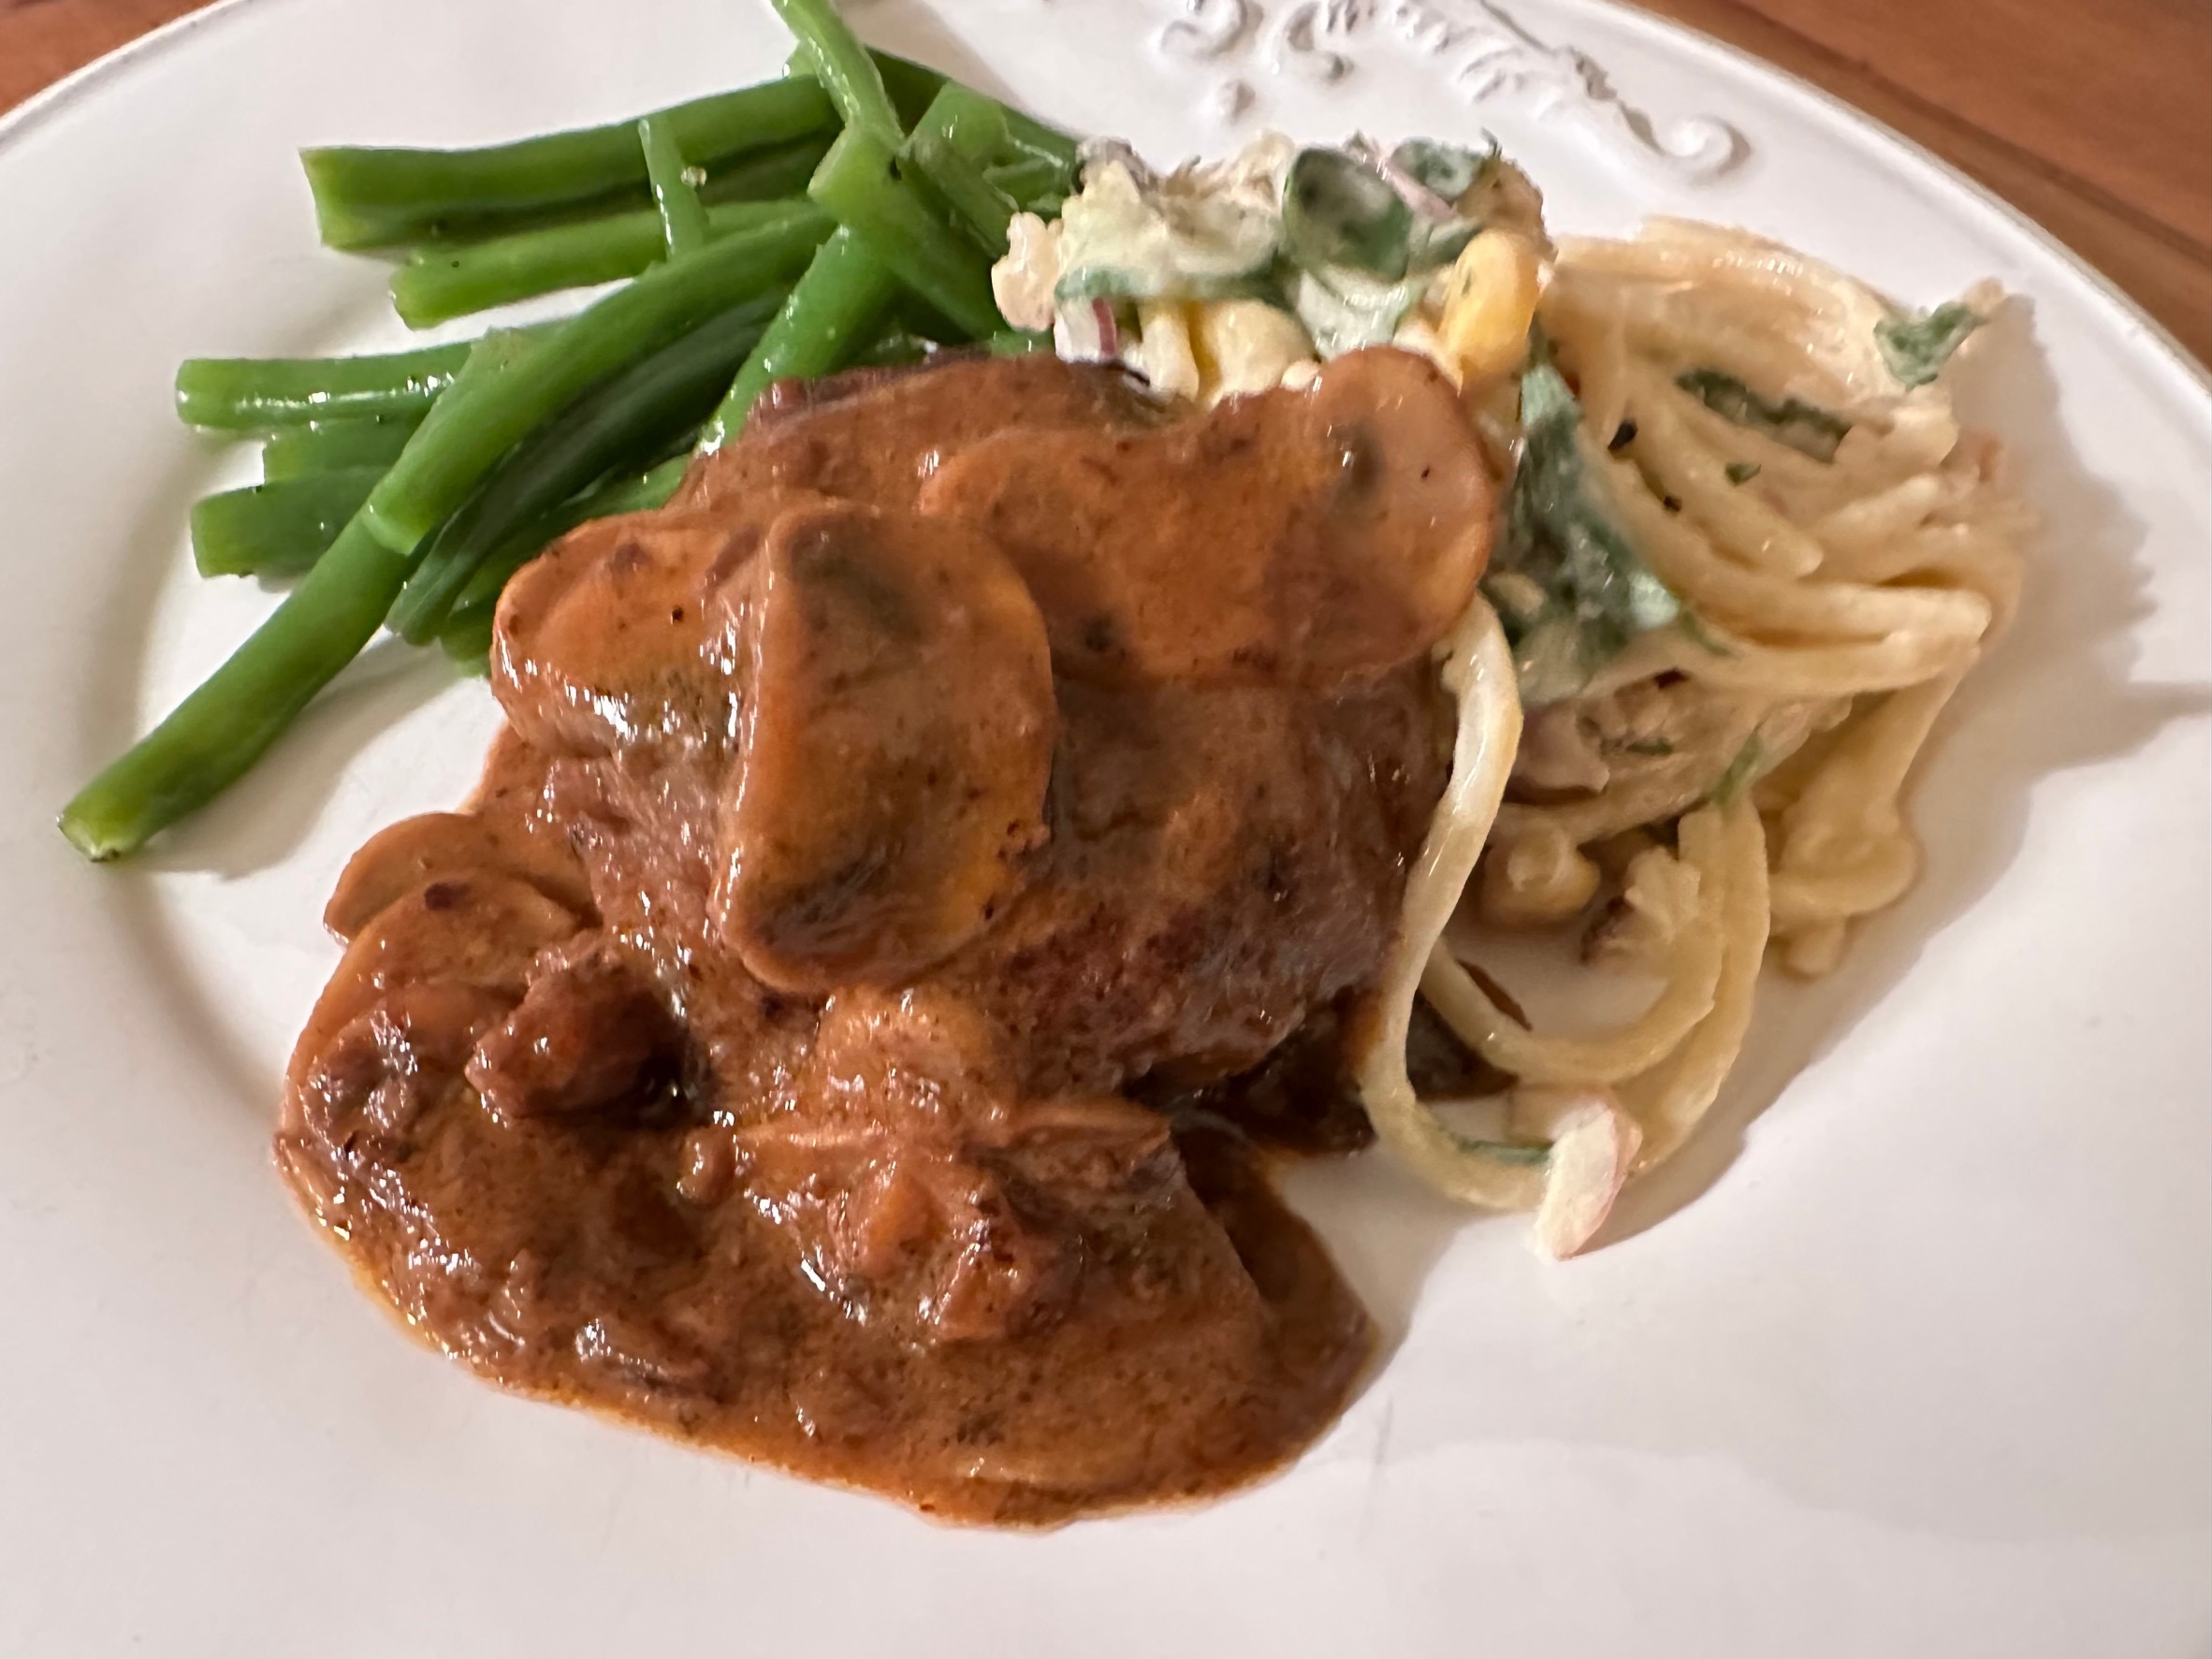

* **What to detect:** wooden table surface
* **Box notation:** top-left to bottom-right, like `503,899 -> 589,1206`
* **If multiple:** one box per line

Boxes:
5,0 -> 2208,364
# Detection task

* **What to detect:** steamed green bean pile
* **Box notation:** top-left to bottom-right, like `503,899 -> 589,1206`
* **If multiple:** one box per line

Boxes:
60,0 -> 1080,862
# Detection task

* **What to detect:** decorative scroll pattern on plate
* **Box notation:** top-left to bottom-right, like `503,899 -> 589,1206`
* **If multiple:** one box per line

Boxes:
1149,0 -> 1746,179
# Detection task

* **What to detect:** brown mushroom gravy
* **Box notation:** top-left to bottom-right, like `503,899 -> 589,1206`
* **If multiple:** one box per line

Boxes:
277,347 -> 1498,1524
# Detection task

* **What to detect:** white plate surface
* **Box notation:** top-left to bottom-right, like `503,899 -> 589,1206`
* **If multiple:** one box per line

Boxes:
1,1 -> 2207,1652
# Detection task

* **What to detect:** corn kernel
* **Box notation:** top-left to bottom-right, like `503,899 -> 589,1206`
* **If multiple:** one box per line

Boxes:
1133,300 -> 1200,402
1438,231 -> 1544,384
1191,298 -> 1315,404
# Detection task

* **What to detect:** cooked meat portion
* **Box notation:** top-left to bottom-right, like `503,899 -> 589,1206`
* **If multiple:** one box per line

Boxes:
468,941 -> 680,1125
930,670 -> 1449,1096
281,348 -> 1497,1524
715,502 -> 1056,994
740,988 -> 1184,1346
675,353 -> 1165,517
919,349 -> 1493,686
1137,993 -> 1515,1156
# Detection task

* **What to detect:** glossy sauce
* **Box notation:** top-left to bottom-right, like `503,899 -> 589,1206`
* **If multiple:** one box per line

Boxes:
278,350 -> 1495,1523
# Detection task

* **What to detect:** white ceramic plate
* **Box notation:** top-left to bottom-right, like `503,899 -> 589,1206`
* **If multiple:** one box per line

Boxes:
2,0 -> 2206,1652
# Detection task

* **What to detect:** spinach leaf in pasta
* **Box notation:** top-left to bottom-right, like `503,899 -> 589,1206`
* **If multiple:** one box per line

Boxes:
1486,353 -> 1681,705
1675,368 -> 1851,461
1875,299 -> 1982,388
1282,147 -> 1415,281
1387,138 -> 1493,204
1704,734 -> 1768,807
1281,146 -> 1478,290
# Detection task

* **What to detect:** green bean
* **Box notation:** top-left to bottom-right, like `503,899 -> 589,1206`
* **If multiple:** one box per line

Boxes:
840,49 -> 1075,169
214,434 -> 648,588
693,134 -> 838,204
852,325 -> 934,367
392,198 -> 826,329
388,143 -> 1032,330
176,341 -> 472,430
691,134 -> 840,205
385,131 -> 827,294
871,161 -> 1052,343
912,82 -> 1012,156
781,47 -> 946,122
897,86 -> 1017,256
906,134 -> 1020,257
769,0 -> 904,147
364,212 -> 822,557
191,468 -> 386,578
301,78 -> 841,250
871,52 -> 953,128
808,125 -> 1002,340
390,294 -> 779,641
987,328 -> 1052,357
59,335 -> 542,861
989,154 -> 1063,211
699,226 -> 900,451
994,108 -> 1080,188
885,292 -> 963,349
58,516 -> 401,858
57,514 -> 417,862
261,415 -> 421,479
902,82 -> 1070,257
438,607 -> 499,675
699,146 -> 1053,433
453,458 -> 687,611
871,57 -> 1079,187
637,116 -> 710,259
